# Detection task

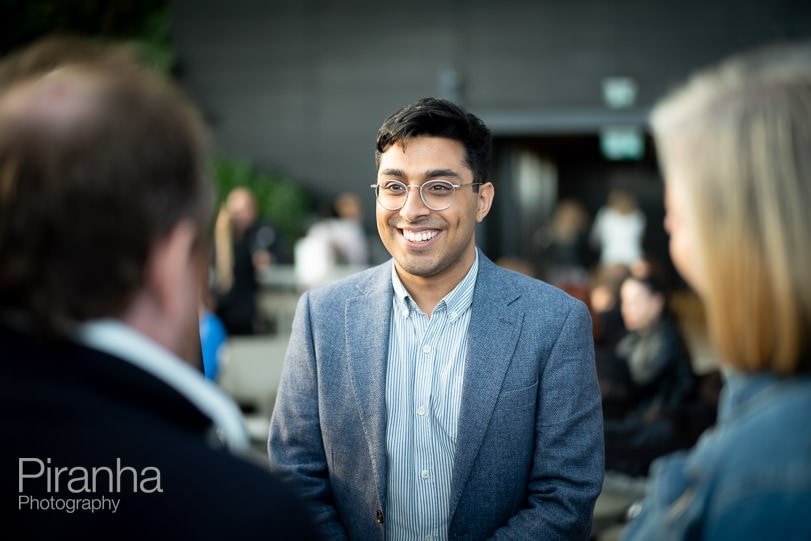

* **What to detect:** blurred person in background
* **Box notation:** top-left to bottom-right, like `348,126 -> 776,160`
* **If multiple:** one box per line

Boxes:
0,36 -> 318,540
590,187 -> 646,269
602,271 -> 696,476
535,198 -> 593,285
213,186 -> 286,334
295,191 -> 370,289
199,291 -> 227,381
327,192 -> 371,267
623,42 -> 811,540
591,262 -> 631,352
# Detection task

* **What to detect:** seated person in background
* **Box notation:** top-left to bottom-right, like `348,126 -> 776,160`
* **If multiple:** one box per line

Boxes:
0,36 -> 318,539
213,186 -> 286,334
603,271 -> 696,477
591,262 -> 631,353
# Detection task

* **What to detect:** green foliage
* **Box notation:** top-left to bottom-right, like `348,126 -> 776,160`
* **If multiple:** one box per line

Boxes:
131,6 -> 174,74
1,0 -> 170,55
1,2 -> 313,245
211,158 -> 313,248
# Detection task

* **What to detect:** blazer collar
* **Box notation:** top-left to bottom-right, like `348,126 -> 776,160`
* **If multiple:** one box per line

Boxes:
345,261 -> 394,509
449,253 -> 523,518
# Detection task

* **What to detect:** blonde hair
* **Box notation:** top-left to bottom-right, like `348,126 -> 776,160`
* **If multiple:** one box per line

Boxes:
651,42 -> 811,375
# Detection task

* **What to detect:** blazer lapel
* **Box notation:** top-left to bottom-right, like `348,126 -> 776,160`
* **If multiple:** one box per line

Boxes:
449,255 -> 523,518
345,263 -> 393,509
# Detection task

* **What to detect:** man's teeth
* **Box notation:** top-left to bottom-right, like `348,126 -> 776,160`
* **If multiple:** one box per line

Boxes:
403,230 -> 438,242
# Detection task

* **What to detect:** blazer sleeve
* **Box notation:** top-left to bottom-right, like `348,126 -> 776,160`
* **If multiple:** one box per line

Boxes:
267,292 -> 348,540
492,300 -> 605,540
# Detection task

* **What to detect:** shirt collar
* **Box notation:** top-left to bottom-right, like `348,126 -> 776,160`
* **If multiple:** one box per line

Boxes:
74,319 -> 249,452
390,249 -> 479,321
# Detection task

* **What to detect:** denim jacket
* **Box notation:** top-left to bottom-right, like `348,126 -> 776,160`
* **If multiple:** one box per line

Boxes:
622,370 -> 811,540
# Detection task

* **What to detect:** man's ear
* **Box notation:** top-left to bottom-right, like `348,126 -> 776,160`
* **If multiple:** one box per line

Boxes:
476,181 -> 495,223
144,220 -> 198,320
123,220 -> 202,364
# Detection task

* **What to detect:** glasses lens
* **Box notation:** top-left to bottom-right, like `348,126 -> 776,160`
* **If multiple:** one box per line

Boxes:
377,180 -> 407,210
421,180 -> 455,210
374,180 -> 458,211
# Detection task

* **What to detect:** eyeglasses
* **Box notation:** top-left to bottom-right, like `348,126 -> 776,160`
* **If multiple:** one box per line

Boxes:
370,180 -> 482,211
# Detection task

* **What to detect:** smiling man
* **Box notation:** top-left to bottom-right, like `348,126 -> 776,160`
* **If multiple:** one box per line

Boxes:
268,97 -> 604,540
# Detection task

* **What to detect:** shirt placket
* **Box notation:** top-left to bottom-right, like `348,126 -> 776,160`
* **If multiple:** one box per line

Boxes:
412,304 -> 446,540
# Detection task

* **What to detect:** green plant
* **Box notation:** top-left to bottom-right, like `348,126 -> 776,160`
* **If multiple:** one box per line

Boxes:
0,3 -> 312,251
210,158 -> 313,249
1,0 -> 170,56
132,6 -> 174,74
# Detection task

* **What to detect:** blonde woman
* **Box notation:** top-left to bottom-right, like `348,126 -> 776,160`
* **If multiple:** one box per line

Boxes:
622,43 -> 811,540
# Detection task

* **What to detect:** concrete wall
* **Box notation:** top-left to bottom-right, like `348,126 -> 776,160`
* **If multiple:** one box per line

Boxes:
171,0 -> 811,257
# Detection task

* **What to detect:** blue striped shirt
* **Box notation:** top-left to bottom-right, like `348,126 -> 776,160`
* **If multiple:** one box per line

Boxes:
385,253 -> 478,541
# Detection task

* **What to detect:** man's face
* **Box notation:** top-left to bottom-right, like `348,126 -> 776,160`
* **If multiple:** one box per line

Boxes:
375,136 -> 493,285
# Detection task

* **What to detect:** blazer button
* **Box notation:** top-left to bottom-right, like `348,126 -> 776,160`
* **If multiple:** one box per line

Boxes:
376,509 -> 384,524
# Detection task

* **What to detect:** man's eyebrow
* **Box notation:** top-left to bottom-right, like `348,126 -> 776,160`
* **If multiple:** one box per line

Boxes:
377,168 -> 462,180
424,169 -> 461,180
379,168 -> 406,177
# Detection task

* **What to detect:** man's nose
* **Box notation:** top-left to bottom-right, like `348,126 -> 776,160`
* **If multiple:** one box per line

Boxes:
399,185 -> 430,221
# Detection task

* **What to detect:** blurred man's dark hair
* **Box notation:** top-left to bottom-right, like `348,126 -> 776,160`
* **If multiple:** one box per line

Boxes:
0,36 -> 211,335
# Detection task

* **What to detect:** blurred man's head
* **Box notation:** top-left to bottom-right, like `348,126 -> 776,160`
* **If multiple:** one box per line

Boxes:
335,192 -> 362,221
0,37 -> 211,359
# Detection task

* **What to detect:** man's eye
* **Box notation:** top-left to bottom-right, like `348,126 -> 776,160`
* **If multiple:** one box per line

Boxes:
426,182 -> 453,193
383,183 -> 406,193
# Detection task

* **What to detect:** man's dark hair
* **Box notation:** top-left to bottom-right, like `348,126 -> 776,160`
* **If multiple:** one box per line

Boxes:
0,38 -> 211,334
375,97 -> 492,184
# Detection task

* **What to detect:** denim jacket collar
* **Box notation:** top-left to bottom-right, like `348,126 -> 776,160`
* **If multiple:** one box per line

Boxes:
719,369 -> 789,424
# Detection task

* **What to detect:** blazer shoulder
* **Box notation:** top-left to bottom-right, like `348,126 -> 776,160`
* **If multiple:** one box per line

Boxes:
485,261 -> 586,313
304,260 -> 391,306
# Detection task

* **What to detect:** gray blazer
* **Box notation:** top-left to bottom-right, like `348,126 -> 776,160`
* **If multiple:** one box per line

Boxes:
268,252 -> 604,540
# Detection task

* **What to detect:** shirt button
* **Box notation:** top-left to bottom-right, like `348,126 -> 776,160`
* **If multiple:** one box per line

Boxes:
421,469 -> 430,479
416,405 -> 426,416
422,345 -> 431,354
